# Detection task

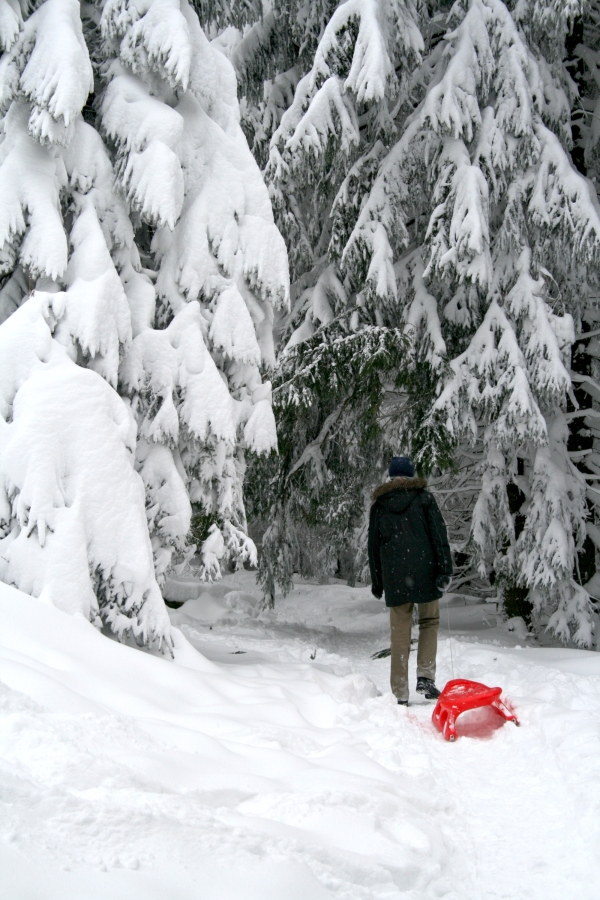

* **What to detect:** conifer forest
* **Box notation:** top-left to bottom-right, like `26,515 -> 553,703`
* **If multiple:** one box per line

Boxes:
2,0 -> 600,646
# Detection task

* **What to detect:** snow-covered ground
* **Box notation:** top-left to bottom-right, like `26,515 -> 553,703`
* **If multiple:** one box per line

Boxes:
2,574 -> 600,899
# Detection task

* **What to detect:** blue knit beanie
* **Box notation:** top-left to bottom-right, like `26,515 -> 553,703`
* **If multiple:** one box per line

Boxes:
389,456 -> 415,478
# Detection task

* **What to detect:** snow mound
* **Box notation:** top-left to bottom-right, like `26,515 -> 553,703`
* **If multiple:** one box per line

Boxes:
2,582 -> 430,900
164,576 -> 263,624
502,615 -> 531,640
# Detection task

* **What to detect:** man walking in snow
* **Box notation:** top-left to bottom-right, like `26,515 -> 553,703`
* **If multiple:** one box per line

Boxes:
368,457 -> 453,706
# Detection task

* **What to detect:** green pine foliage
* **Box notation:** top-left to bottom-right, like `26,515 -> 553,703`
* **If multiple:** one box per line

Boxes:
246,323 -> 409,597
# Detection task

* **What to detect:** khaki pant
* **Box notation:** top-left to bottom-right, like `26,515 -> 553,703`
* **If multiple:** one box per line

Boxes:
390,600 -> 439,702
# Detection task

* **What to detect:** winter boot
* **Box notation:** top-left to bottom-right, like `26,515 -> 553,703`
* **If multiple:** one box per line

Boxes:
416,677 -> 440,700
397,699 -> 408,706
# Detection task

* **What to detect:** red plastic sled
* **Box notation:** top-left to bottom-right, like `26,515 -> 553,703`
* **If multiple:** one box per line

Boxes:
432,678 -> 519,742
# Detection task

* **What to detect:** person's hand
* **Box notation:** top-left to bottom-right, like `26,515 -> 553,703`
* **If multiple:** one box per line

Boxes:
371,586 -> 383,599
436,574 -> 451,591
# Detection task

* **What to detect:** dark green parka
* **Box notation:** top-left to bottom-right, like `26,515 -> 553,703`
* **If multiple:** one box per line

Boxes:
368,477 -> 453,606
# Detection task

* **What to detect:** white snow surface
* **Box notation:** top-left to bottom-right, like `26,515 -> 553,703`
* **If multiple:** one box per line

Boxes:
2,574 -> 600,898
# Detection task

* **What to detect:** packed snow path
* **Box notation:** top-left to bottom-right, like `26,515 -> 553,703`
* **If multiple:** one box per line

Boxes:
1,576 -> 600,899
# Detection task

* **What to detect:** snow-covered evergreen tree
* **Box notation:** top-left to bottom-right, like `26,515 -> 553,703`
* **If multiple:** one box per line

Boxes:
556,5 -> 600,613
195,1 -> 338,166
238,0 -> 423,589
241,0 -> 600,643
0,0 -> 288,643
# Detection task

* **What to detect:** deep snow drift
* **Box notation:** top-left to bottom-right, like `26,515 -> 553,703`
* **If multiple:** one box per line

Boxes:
2,575 -> 600,899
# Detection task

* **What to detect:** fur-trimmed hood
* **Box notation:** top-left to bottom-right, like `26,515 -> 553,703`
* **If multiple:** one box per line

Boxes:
371,476 -> 427,504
